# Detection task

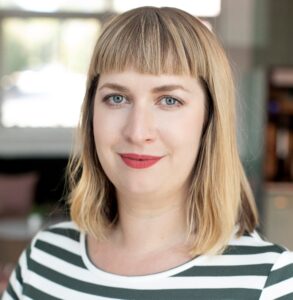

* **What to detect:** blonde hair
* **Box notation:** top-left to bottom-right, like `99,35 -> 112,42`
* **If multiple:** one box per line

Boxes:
67,6 -> 258,255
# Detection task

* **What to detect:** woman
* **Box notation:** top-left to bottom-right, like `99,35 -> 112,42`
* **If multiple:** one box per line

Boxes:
3,6 -> 293,300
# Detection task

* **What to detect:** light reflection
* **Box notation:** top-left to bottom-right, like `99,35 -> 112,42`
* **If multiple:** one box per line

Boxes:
113,0 -> 221,16
5,0 -> 221,16
2,65 -> 85,127
1,18 -> 99,128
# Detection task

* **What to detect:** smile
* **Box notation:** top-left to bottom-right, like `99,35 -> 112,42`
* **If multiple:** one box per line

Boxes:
119,153 -> 163,169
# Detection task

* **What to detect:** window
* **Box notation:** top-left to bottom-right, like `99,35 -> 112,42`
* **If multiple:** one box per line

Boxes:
0,9 -> 103,156
1,18 -> 99,127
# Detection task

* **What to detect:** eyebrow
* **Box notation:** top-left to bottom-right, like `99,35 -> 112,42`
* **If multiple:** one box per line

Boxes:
98,83 -> 190,93
98,83 -> 129,93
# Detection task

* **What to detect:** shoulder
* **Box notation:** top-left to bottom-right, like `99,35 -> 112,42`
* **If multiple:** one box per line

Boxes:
260,250 -> 293,299
225,230 -> 290,267
27,220 -> 85,269
34,220 -> 82,242
228,230 -> 293,299
26,221 -> 87,286
29,220 -> 82,254
227,230 -> 287,254
2,221 -> 85,299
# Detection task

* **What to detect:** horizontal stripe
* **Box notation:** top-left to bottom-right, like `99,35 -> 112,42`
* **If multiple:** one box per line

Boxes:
229,236 -> 272,247
49,221 -> 79,230
4,222 -> 292,300
264,263 -> 293,287
25,272 -> 115,300
36,231 -> 81,255
23,274 -> 262,300
25,269 -> 263,299
275,292 -> 293,300
271,251 -> 293,270
44,227 -> 80,242
174,264 -> 273,277
34,239 -> 86,268
27,255 -> 267,290
31,247 -> 103,286
260,277 -> 293,299
223,245 -> 284,255
23,284 -> 61,300
193,252 -> 280,266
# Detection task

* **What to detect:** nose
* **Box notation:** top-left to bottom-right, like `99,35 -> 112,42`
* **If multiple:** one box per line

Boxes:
122,104 -> 156,145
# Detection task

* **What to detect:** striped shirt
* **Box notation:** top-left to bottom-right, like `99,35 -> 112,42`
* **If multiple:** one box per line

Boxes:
2,221 -> 293,300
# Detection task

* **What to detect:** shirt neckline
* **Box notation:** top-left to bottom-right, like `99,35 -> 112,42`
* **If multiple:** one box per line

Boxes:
80,232 -> 205,282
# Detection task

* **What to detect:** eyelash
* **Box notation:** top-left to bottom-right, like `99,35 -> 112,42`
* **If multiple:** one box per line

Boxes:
103,94 -> 127,107
102,94 -> 183,108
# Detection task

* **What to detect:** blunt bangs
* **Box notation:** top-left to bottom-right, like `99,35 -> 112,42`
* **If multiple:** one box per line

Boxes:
91,7 -> 210,77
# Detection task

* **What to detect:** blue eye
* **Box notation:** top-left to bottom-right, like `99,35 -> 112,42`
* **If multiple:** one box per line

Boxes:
161,96 -> 181,106
103,94 -> 127,106
109,95 -> 125,104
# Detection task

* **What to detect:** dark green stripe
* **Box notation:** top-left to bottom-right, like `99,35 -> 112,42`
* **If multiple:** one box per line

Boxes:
27,257 -> 261,299
264,263 -> 293,287
126,288 -> 262,300
23,283 -> 61,300
14,264 -> 23,286
173,264 -> 273,277
25,245 -> 31,267
35,240 -> 86,269
224,245 -> 284,255
6,282 -> 20,300
45,227 -> 80,242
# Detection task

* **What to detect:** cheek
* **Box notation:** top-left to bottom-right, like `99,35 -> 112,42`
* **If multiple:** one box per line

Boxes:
159,109 -> 204,148
93,108 -> 122,146
93,113 -> 113,163
161,111 -> 205,179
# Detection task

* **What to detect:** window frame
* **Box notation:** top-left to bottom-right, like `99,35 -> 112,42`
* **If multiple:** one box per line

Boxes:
0,9 -> 113,157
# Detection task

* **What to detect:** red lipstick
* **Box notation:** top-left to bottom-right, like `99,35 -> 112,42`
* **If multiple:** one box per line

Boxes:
119,153 -> 163,169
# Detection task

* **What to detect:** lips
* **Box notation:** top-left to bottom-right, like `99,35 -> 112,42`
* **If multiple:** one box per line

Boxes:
119,153 -> 163,169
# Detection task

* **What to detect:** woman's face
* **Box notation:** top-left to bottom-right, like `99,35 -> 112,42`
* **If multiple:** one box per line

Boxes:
93,70 -> 206,199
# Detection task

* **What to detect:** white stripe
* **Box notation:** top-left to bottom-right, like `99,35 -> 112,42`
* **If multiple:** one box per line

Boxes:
193,252 -> 280,266
30,246 -> 267,290
30,247 -> 104,285
4,250 -> 28,298
81,234 -> 281,285
26,267 -> 266,292
260,277 -> 293,300
48,221 -> 79,230
1,291 -> 14,300
271,251 -> 293,271
146,276 -> 266,290
8,271 -> 23,296
1,272 -> 21,299
35,231 -> 81,256
26,270 -> 121,300
229,236 -> 272,247
113,276 -> 267,290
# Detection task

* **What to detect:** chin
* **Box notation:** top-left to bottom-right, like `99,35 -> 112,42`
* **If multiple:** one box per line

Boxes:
117,179 -> 161,196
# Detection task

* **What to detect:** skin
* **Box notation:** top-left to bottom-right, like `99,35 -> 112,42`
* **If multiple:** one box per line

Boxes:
88,70 -> 206,275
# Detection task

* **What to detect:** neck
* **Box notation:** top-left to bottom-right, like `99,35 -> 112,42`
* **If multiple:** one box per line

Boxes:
111,190 -> 190,254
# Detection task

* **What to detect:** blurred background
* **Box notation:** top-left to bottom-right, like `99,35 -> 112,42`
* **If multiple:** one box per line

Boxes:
0,0 -> 292,293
